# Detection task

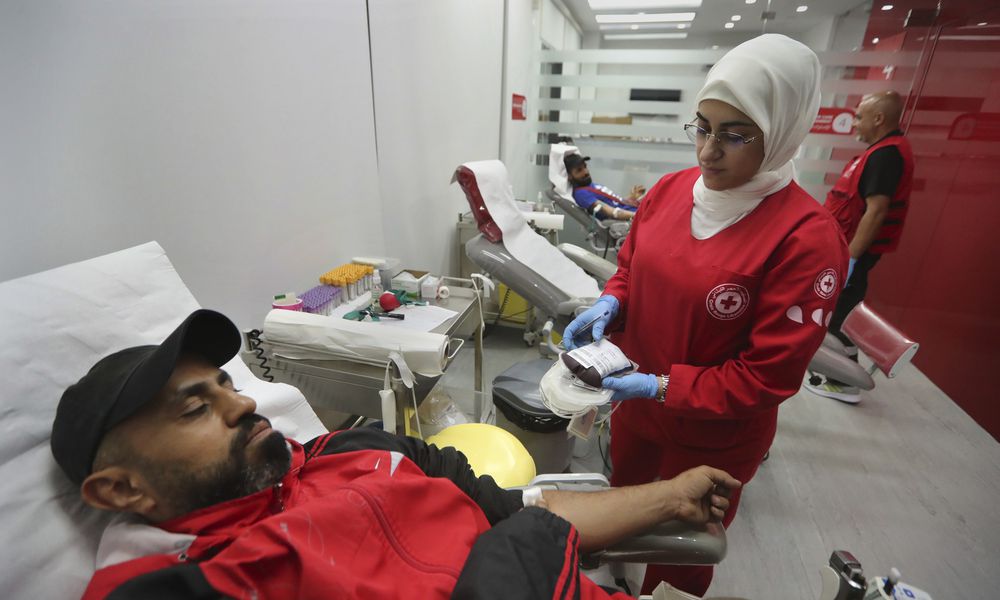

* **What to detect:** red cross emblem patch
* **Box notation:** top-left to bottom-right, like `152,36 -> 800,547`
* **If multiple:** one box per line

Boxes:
814,268 -> 838,299
706,283 -> 750,321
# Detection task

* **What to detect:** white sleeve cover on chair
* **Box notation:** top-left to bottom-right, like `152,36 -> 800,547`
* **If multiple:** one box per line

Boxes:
263,309 -> 450,377
548,143 -> 579,200
462,160 -> 601,301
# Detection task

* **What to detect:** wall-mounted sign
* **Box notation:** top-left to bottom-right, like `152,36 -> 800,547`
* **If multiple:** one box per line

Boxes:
810,107 -> 855,135
512,94 -> 526,120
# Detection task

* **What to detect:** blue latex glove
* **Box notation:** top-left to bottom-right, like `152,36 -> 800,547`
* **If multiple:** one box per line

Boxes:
601,373 -> 659,402
845,257 -> 857,287
562,296 -> 620,350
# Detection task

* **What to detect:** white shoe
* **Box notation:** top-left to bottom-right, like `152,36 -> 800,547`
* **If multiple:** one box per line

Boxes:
804,377 -> 861,404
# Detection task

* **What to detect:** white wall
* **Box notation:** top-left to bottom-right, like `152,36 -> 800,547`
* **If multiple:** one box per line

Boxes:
502,0 -> 540,201
368,0 -> 504,277
0,0 -> 383,328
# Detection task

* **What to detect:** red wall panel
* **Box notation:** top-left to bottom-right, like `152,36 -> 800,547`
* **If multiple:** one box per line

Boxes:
864,3 -> 1000,440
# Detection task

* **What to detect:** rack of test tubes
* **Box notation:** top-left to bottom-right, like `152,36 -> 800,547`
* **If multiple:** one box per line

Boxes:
298,285 -> 343,315
319,264 -> 376,301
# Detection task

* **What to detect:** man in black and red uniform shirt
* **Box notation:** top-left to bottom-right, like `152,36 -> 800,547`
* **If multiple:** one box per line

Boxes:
51,308 -> 740,599
808,90 -> 915,404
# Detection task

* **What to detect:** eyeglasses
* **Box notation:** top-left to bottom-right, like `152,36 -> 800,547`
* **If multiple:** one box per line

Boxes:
684,123 -> 760,149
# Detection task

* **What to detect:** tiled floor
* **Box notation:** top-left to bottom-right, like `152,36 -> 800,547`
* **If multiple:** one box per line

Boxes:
437,324 -> 1000,600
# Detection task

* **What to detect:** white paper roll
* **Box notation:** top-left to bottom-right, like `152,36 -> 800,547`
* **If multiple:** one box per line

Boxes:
526,212 -> 564,231
264,309 -> 450,376
437,286 -> 450,299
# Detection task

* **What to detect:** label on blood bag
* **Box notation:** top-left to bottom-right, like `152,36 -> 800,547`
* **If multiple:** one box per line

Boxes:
567,339 -> 631,375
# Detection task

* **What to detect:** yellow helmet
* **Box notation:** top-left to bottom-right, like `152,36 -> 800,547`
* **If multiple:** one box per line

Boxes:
426,423 -> 536,488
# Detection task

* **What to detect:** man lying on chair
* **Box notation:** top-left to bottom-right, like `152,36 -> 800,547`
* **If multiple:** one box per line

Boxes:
52,309 -> 741,600
565,153 -> 645,221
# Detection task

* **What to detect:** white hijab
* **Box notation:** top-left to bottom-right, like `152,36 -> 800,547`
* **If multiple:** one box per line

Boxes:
690,34 -> 821,239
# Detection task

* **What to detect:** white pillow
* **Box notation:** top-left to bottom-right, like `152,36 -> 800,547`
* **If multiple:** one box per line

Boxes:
0,241 -> 326,600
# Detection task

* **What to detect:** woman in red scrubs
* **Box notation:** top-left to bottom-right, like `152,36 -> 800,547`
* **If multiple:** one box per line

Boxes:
563,34 -> 849,596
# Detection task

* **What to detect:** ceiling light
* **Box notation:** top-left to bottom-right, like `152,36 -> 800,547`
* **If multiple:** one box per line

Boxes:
599,23 -> 694,30
595,12 -> 696,24
677,23 -> 689,29
978,22 -> 988,26
588,0 -> 701,9
724,22 -> 735,29
604,33 -> 689,40
745,0 -> 756,4
712,44 -> 720,49
881,4 -> 893,10
872,37 -> 879,44
796,5 -> 808,12
599,23 -> 685,30
731,15 -> 742,21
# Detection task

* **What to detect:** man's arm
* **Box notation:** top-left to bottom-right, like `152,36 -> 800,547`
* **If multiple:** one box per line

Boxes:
539,466 -> 740,553
849,194 -> 890,258
594,200 -> 634,220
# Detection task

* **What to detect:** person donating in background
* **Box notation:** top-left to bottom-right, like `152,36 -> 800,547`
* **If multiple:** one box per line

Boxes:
562,34 -> 848,597
565,153 -> 645,221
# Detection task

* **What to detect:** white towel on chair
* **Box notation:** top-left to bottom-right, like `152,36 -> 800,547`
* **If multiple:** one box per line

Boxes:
463,160 -> 601,301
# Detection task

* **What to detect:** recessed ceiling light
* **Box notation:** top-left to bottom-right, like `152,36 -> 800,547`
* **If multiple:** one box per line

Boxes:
724,22 -> 735,29
677,23 -> 689,29
588,0 -> 702,9
881,4 -> 893,10
731,15 -> 742,21
712,44 -> 720,49
872,37 -> 880,44
604,32 -> 689,40
796,5 -> 808,12
595,12 -> 697,24
745,0 -> 756,4
599,23 -> 689,30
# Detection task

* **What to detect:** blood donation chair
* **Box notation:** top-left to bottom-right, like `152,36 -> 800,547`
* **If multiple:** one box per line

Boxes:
2,241 -> 725,599
453,159 -> 603,357
548,143 -> 630,257
806,302 -> 919,392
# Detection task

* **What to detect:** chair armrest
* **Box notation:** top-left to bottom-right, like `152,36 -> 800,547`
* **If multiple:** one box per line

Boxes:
589,520 -> 727,567
808,346 -> 875,390
556,299 -> 596,318
522,473 -> 727,567
530,472 -> 610,488
820,332 -> 850,354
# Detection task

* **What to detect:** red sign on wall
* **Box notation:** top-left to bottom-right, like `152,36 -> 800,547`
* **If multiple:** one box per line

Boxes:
512,94 -> 526,120
810,107 -> 855,135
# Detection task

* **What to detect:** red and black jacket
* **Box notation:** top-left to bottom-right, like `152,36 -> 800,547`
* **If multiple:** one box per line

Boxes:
83,428 -> 628,600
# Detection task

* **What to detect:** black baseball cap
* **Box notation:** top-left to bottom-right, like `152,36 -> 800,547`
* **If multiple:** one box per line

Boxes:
51,309 -> 242,485
563,153 -> 590,171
